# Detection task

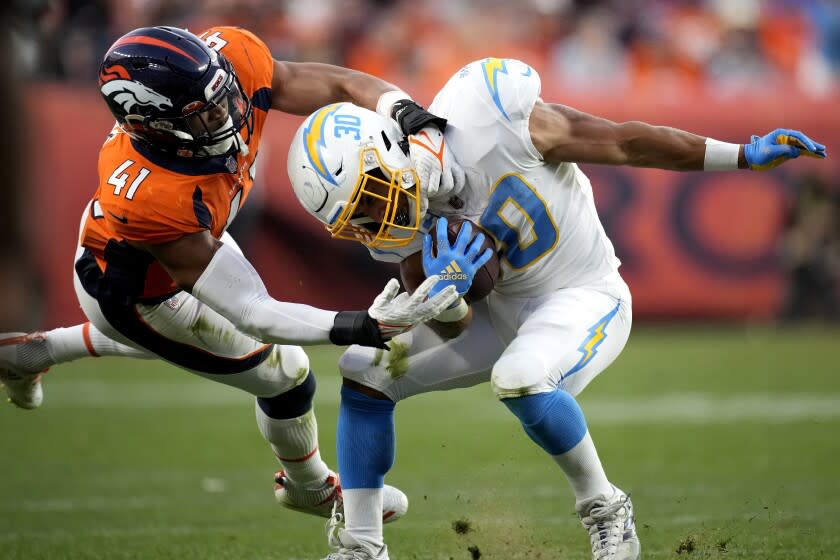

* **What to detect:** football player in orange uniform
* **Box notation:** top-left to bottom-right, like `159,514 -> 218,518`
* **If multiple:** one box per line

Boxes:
0,26 -> 461,525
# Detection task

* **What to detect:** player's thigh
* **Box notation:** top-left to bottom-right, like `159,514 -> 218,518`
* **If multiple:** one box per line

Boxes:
136,295 -> 309,397
490,283 -> 632,399
74,260 -> 308,398
74,258 -> 145,350
339,300 -> 505,402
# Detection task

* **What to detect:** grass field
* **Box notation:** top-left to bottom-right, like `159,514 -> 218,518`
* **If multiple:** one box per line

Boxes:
1,326 -> 839,560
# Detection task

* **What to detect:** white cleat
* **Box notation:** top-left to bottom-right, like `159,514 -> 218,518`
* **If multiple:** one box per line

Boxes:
576,486 -> 641,560
0,333 -> 48,410
322,506 -> 390,560
274,470 -> 408,524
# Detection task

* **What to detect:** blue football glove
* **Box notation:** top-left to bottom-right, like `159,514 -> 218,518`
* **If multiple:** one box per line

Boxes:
744,128 -> 827,171
422,217 -> 493,298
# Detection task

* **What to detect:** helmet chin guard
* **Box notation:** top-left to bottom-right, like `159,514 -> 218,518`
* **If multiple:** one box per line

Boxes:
288,103 -> 422,249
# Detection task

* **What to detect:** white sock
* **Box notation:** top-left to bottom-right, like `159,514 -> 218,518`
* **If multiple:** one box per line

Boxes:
46,323 -> 149,364
551,431 -> 615,502
86,324 -> 150,358
254,404 -> 330,487
342,488 -> 384,551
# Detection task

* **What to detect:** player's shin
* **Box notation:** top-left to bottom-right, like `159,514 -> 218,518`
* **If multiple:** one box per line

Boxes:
337,385 -> 396,552
502,390 -> 614,502
255,372 -> 331,487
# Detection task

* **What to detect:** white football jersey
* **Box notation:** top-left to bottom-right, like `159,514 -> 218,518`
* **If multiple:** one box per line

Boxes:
369,58 -> 620,297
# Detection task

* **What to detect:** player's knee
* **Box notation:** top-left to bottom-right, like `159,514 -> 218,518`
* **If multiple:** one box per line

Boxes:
258,345 -> 310,393
257,369 -> 316,420
490,353 -> 555,399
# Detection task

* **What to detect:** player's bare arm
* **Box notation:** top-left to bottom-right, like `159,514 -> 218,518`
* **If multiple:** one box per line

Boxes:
271,61 -> 399,116
528,100 -> 744,170
134,231 -> 219,292
529,100 -> 825,172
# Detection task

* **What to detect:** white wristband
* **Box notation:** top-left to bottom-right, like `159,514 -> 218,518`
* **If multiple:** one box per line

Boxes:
703,138 -> 741,171
433,298 -> 469,323
376,90 -> 412,119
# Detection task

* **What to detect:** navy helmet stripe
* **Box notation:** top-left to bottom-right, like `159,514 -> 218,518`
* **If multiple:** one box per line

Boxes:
111,35 -> 200,64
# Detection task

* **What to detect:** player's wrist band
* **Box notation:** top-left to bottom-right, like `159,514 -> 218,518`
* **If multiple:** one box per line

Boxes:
703,138 -> 741,171
434,298 -> 469,323
330,311 -> 388,349
377,90 -> 412,120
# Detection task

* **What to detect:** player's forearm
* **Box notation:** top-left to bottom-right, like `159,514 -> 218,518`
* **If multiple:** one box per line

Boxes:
601,122 -> 752,171
272,61 -> 398,115
614,122 -> 721,171
192,243 -> 337,345
534,102 -> 749,171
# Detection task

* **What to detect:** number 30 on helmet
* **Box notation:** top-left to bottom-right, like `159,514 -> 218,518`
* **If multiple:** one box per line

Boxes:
287,103 -> 422,249
98,26 -> 253,158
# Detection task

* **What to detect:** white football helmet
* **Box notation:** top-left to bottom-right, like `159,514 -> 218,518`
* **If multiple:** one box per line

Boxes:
288,103 -> 421,249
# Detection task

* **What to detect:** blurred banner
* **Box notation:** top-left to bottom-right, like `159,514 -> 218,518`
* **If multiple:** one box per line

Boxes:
26,85 -> 837,328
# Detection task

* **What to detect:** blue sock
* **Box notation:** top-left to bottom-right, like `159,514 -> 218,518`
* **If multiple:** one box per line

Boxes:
337,385 -> 396,489
502,389 -> 588,455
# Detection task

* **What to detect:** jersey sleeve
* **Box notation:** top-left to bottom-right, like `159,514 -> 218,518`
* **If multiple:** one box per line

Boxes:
432,58 -> 543,167
476,58 -> 541,124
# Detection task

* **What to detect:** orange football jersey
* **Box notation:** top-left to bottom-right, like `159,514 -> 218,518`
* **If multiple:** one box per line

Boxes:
80,26 -> 273,301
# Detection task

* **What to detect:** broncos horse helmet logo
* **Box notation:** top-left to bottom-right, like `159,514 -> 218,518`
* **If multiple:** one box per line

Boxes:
100,79 -> 173,114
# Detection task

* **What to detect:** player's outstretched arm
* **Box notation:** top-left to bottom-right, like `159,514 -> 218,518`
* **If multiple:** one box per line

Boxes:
272,61 -> 462,199
528,100 -> 826,171
271,61 -> 400,116
140,231 -> 457,349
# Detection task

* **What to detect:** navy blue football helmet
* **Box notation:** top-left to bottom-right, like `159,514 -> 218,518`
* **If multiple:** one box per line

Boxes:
98,26 -> 253,157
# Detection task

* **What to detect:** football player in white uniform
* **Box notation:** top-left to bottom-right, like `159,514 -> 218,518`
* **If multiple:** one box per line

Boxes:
288,57 -> 826,560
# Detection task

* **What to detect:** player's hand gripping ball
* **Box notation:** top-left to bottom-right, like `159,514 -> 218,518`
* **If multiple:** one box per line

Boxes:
400,217 -> 500,303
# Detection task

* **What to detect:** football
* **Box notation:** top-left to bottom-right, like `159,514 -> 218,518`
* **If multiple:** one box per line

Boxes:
400,217 -> 500,303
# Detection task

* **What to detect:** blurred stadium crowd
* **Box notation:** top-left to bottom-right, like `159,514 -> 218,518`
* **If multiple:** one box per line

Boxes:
8,0 -> 840,97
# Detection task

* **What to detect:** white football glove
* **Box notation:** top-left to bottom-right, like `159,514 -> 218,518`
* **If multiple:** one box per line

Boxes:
408,126 -> 466,204
368,277 -> 459,339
